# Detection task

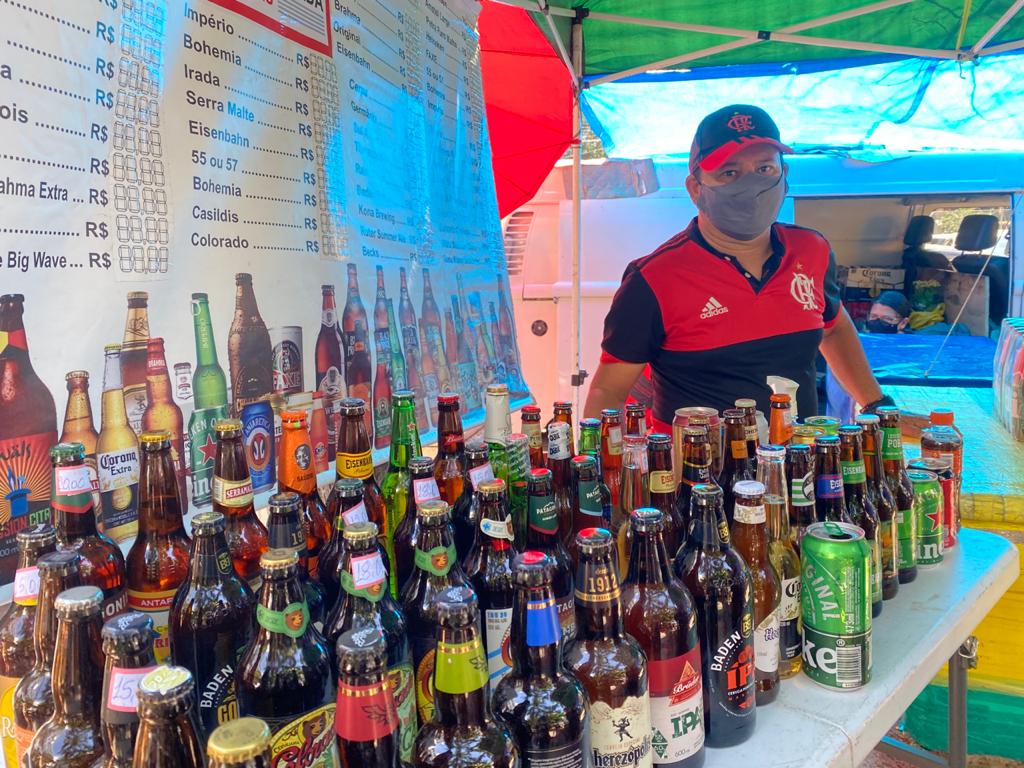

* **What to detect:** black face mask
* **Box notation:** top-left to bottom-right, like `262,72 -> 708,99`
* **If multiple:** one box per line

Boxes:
865,318 -> 900,334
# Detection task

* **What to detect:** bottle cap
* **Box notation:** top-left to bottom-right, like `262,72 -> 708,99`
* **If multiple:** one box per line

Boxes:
756,444 -> 786,458
855,413 -> 880,425
104,343 -> 122,354
570,455 -> 596,471
434,586 -> 479,628
579,417 -> 601,430
408,456 -> 435,473
814,435 -> 841,450
629,507 -> 664,533
438,393 -> 461,407
333,477 -> 364,495
16,523 -> 57,550
693,483 -> 723,504
683,427 -> 707,438
214,418 -> 243,435
733,480 -> 766,499
102,611 -> 155,655
508,433 -> 529,449
930,408 -> 955,426
417,499 -> 450,523
600,408 -> 621,419
786,443 -> 811,455
770,393 -> 791,403
722,408 -> 746,421
513,551 -> 554,587
336,627 -> 388,677
486,384 -> 509,396
37,550 -> 80,578
839,425 -> 863,437
465,440 -> 488,459
235,273 -> 252,283
735,398 -> 757,409
138,665 -> 195,713
521,405 -> 540,417
477,478 -> 506,497
528,467 -> 552,483
553,401 -> 571,410
127,290 -> 149,301
342,521 -> 378,544
140,431 -> 171,449
260,548 -> 299,572
49,442 -> 85,462
392,390 -> 415,403
65,370 -> 89,381
576,527 -> 614,554
338,398 -> 366,415
268,492 -> 301,515
191,511 -> 226,537
647,433 -> 671,446
207,718 -> 272,764
280,410 -> 308,427
54,585 -> 104,618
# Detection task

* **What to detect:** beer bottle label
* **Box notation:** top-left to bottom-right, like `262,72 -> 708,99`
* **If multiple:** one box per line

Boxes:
212,475 -> 254,508
53,464 -> 94,513
815,474 -> 843,500
341,501 -> 368,527
779,577 -> 801,661
528,496 -> 558,534
606,426 -> 623,455
468,462 -> 495,487
524,423 -> 542,450
337,450 -> 373,480
266,704 -> 339,767
548,423 -> 571,460
683,460 -> 710,483
0,673 -> 21,768
575,563 -> 621,603
98,445 -> 141,541
790,471 -> 814,506
578,478 -> 604,518
335,679 -> 398,742
733,503 -> 766,525
340,552 -> 388,602
896,507 -> 916,570
881,427 -> 903,461
434,637 -> 488,695
743,424 -> 758,442
526,597 -> 562,647
526,742 -> 585,768
12,566 -> 39,606
413,477 -> 441,504
126,588 -> 177,662
589,693 -> 653,767
413,544 -> 456,577
647,471 -> 675,495
484,607 -> 513,684
840,460 -> 867,486
256,601 -> 310,638
730,439 -> 748,460
557,593 -> 577,643
104,665 -> 158,724
413,636 -> 436,723
649,646 -> 704,763
480,516 -> 515,541
708,618 -> 755,716
755,609 -> 780,674
387,662 -> 416,763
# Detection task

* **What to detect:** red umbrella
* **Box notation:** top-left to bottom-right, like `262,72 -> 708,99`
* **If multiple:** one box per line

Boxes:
479,1 -> 575,217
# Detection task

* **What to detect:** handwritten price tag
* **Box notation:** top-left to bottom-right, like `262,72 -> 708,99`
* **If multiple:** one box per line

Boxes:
107,666 -> 157,712
468,463 -> 494,487
342,502 -> 368,526
350,552 -> 386,589
13,567 -> 39,604
413,477 -> 441,504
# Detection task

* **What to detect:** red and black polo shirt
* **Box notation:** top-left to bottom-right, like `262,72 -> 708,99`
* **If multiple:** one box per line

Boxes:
601,218 -> 841,425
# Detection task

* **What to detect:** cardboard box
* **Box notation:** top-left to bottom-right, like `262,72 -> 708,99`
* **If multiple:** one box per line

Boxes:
844,267 -> 906,296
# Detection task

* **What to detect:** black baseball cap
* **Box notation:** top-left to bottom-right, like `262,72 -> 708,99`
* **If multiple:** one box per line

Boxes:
689,104 -> 792,174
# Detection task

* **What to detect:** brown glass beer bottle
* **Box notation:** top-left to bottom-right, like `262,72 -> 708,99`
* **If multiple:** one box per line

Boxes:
393,457 -> 439,593
97,611 -> 156,768
673,427 -> 716,546
266,492 -> 326,629
334,399 -> 388,564
625,403 -> 647,437
59,371 -> 99,506
206,717 -> 272,768
132,665 -> 204,768
451,440 -> 492,562
213,419 -> 268,591
520,405 -> 543,468
813,436 -> 850,524
857,414 -> 899,600
318,477 -> 365,610
877,407 -> 918,584
785,444 -> 816,550
718,410 -> 755,527
142,337 -> 188,504
839,425 -> 884,618
433,394 -> 467,507
343,264 -> 374,435
525,468 -> 576,643
120,291 -> 150,434
335,628 -> 400,768
647,434 -> 686,557
227,273 -> 274,417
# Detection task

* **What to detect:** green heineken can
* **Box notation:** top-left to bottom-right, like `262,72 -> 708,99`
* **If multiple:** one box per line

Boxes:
801,521 -> 872,690
802,416 -> 840,436
908,469 -> 944,568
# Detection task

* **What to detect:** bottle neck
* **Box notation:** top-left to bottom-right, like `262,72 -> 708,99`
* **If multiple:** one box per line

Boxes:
626,529 -> 669,585
681,444 -> 712,485
691,502 -> 723,551
322,292 -> 337,323
576,554 -> 623,639
189,532 -> 235,587
63,388 -> 95,432
722,423 -> 749,471
433,626 -> 488,728
254,572 -> 307,643
138,451 -> 186,536
510,584 -> 561,678
471,498 -> 512,553
53,461 -> 100,537
193,303 -> 219,367
388,405 -> 418,466
32,575 -> 68,668
438,414 -> 465,457
52,615 -> 101,720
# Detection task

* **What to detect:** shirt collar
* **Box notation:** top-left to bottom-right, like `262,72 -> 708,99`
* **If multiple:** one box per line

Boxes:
686,217 -> 785,286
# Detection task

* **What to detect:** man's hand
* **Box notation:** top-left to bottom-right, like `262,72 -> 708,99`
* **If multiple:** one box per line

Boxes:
583,361 -> 646,419
820,308 -> 884,408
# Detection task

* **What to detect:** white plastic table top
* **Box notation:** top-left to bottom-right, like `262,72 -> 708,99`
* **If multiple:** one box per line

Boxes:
703,527 -> 1020,768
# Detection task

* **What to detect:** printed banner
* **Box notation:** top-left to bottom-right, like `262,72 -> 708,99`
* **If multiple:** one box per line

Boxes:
0,0 -> 529,589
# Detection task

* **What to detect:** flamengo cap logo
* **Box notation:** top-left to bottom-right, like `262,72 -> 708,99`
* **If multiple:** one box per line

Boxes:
727,113 -> 755,132
790,272 -> 820,311
699,297 -> 729,319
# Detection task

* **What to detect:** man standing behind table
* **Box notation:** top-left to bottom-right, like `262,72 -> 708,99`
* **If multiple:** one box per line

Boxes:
584,104 -> 897,426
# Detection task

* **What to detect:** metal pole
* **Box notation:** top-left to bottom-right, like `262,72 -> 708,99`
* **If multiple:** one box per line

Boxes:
570,16 -> 584,414
970,0 -> 1024,55
948,637 -> 978,768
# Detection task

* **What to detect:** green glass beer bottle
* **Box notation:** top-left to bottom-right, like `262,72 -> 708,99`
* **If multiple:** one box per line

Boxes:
484,385 -> 511,483
381,391 -> 421,598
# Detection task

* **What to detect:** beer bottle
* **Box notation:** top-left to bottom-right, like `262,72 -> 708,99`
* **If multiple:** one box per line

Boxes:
13,550 -> 79,762
621,509 -> 705,768
315,285 -> 345,399
60,371 -> 99,508
730,481 -> 780,705
755,445 -> 801,679
857,414 -> 899,600
143,338 -> 188,504
0,523 -> 59,762
213,419 -> 268,591
120,291 -> 151,434
878,407 -> 917,584
191,294 -> 230,411
785,444 -> 816,550
813,436 -> 850,524
484,385 -> 512,483
412,588 -> 519,768
520,405 -> 543,469
489,302 -> 507,385
334,398 -> 389,563
673,427 -> 715,544
393,457 -> 438,595
434,394 -> 467,507
322,521 -> 416,763
28,585 -> 105,768
600,409 -> 624,510
236,549 -> 337,766
228,274 -> 274,417
266,493 -> 325,628
506,435 -> 532,550
570,456 -> 606,566
398,268 -> 430,431
400,500 -> 471,723
277,410 -> 330,580
526,468 -> 576,642
839,426 -> 884,618
132,666 -> 204,768
343,264 -> 374,436
381,391 -> 422,597
496,283 -> 524,391
452,441 -> 493,562
387,299 -> 408,393
767,394 -> 793,446
449,300 -> 481,412
625,403 -> 647,437
207,717 -> 272,768
170,511 -> 257,740
372,268 -> 395,450
547,423 -> 574,552
51,442 -> 128,619
0,294 -> 58,576
565,528 -> 653,767
318,477 -> 366,610
547,402 -> 575,458
492,551 -> 589,767
718,410 -> 755,527
126,431 -> 192,663
675,485 -> 755,747
97,345 -> 142,543
616,435 -> 648,580
579,420 -> 613,526
463,479 -> 516,685
420,268 -> 451,395
733,399 -> 759,457
647,434 -> 685,556
335,628 -> 400,768
97,612 -> 157,768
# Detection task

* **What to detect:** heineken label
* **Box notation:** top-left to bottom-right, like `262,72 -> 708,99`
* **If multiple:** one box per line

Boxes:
387,662 -> 416,763
256,601 -> 310,638
896,507 -> 916,571
212,475 -> 254,508
881,427 -> 903,462
266,705 -> 339,768
578,478 -> 604,518
649,647 -> 704,764
802,624 -> 871,689
840,460 -> 866,486
434,637 -> 489,695
413,544 -> 456,577
485,607 -> 513,684
528,495 -> 558,534
590,694 -> 653,767
790,471 -> 814,506
190,406 -> 229,509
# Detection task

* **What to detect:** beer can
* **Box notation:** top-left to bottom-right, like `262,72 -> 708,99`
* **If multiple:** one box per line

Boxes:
241,400 -> 276,492
801,521 -> 872,690
791,425 -> 825,446
673,407 -> 720,482
908,469 -> 943,567
270,326 -> 304,395
908,457 -> 956,550
802,416 -> 840,436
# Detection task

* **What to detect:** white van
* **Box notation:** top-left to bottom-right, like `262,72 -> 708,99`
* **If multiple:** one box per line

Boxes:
505,151 -> 1024,411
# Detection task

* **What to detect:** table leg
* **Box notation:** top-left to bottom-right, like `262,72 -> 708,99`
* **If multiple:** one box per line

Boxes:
947,637 -> 979,768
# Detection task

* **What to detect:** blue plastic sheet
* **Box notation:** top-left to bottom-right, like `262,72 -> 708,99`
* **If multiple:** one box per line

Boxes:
857,333 -> 996,387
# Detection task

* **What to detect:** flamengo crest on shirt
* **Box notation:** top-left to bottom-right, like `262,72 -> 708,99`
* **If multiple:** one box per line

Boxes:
790,271 -> 821,311
699,296 -> 729,320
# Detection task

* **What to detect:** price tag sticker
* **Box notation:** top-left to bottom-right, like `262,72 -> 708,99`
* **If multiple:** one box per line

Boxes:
413,477 -> 441,504
350,552 -> 386,589
468,463 -> 494,487
13,567 -> 39,605
342,502 -> 368,526
107,666 -> 157,713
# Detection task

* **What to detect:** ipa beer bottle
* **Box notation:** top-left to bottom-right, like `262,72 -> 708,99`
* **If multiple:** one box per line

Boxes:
675,485 -> 755,747
718,410 -> 755,527
335,628 -> 400,768
857,414 -> 899,600
492,551 -> 589,767
334,398 -> 389,565
372,267 -> 394,450
120,291 -> 150,434
170,511 -> 256,739
411,588 -> 519,768
565,528 -> 653,768
315,285 -> 345,399
277,410 -> 330,580
227,273 -> 274,417
463,478 -> 516,686
730,481 -> 780,705
839,425 -> 884,617
451,441 -> 492,562
97,612 -> 157,768
520,405 -> 543,469
526,468 -> 576,642
60,371 -> 99,508
878,407 -> 917,584
189,294 -> 230,510
28,585 -> 105,768
343,264 -> 373,435
206,717 -> 272,768
132,666 -> 204,768
143,337 -> 188,504
621,509 -> 705,768
236,549 -> 338,766
393,457 -> 439,593
381,391 -> 422,597
785,444 -> 816,550
266,492 -> 325,628
813,436 -> 850,524
51,442 -> 129,619
96,344 -> 141,543
126,431 -> 191,662
213,419 -> 268,590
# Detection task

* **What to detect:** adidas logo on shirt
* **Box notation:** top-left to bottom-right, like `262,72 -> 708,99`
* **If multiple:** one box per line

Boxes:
699,296 -> 729,319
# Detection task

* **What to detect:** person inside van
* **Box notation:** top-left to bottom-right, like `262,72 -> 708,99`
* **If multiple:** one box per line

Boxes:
863,291 -> 912,333
584,104 -> 898,426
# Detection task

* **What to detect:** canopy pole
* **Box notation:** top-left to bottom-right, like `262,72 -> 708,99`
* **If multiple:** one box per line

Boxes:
976,37 -> 1024,55
969,0 -> 1024,55
570,13 -> 585,413
535,0 -> 575,79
